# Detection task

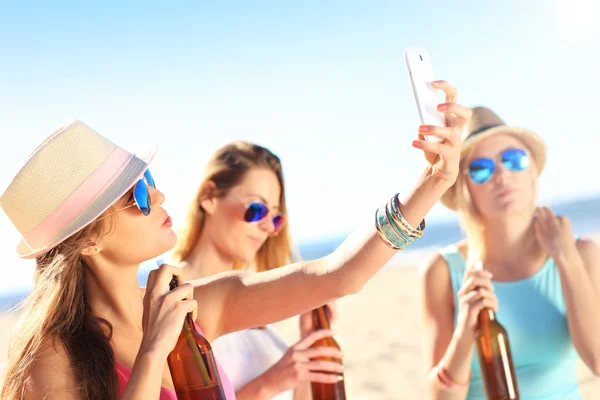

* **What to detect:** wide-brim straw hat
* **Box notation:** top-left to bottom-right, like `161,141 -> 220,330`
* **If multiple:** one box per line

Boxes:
441,106 -> 547,211
0,119 -> 157,258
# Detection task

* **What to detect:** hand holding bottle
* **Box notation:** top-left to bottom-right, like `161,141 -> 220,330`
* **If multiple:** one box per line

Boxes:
140,263 -> 198,359
455,261 -> 498,339
261,330 -> 344,395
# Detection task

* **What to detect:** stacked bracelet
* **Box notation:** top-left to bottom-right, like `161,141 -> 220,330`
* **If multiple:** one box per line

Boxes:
375,193 -> 425,250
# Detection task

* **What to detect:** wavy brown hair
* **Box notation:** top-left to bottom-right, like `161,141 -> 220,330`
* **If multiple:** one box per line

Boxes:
1,218 -> 119,400
172,141 -> 295,272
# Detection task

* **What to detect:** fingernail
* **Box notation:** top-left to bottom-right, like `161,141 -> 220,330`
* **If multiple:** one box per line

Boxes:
432,80 -> 440,86
412,140 -> 423,149
336,375 -> 344,381
437,104 -> 448,111
419,125 -> 430,132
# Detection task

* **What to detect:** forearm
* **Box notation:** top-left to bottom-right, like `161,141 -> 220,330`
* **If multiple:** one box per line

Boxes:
211,169 -> 453,335
428,331 -> 474,400
121,350 -> 166,400
555,245 -> 600,372
235,373 -> 277,400
327,168 -> 453,294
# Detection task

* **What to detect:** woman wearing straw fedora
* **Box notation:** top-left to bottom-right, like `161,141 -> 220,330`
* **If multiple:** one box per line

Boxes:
420,107 -> 600,399
170,141 -> 337,400
1,80 -> 470,400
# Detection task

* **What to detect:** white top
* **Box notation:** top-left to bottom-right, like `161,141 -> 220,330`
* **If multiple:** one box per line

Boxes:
211,325 -> 293,400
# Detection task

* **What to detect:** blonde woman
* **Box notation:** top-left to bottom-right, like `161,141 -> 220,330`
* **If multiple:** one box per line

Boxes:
420,107 -> 600,399
172,141 -> 337,400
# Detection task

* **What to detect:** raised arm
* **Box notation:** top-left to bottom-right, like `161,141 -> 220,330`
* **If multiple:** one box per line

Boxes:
534,207 -> 600,374
190,82 -> 472,341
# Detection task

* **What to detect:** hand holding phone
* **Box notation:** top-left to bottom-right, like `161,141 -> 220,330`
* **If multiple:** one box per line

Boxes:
405,46 -> 446,142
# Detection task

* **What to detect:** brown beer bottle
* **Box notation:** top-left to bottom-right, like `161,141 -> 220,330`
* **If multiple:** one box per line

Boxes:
167,276 -> 226,400
310,305 -> 346,400
475,307 -> 520,400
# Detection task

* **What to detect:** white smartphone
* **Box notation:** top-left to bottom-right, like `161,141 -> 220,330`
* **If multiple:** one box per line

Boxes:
404,46 -> 446,142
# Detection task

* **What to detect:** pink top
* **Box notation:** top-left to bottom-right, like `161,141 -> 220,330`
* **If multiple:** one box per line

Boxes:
116,324 -> 236,399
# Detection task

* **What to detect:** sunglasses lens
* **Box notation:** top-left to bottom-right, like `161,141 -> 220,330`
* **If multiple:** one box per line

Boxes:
469,158 -> 495,184
244,202 -> 269,223
134,179 -> 151,216
272,215 -> 284,232
144,169 -> 156,188
502,148 -> 529,172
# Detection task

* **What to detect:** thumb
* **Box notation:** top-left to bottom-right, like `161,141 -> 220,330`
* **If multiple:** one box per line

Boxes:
299,312 -> 313,338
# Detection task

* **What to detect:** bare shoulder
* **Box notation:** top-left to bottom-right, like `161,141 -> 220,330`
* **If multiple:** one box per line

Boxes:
418,249 -> 453,304
576,237 -> 600,254
576,237 -> 600,267
419,250 -> 449,280
25,339 -> 80,399
418,239 -> 466,284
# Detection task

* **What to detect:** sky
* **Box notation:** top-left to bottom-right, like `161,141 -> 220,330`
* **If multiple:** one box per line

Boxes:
1,0 -> 599,294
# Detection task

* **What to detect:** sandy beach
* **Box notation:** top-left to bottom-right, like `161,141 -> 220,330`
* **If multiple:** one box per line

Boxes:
1,236 -> 599,399
275,265 -> 600,399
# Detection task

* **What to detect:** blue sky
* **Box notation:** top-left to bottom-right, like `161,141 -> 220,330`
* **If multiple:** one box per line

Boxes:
1,0 -> 599,294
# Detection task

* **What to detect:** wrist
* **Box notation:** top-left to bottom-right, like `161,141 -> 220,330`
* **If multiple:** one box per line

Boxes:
434,360 -> 470,390
433,332 -> 473,390
452,324 -> 476,346
423,164 -> 457,189
132,347 -> 166,376
138,339 -> 170,363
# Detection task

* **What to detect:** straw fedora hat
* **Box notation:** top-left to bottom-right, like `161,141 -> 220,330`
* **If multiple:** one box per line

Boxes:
440,106 -> 547,211
0,119 -> 157,258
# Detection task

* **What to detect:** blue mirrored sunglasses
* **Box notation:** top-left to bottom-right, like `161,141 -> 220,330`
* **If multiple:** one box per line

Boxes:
244,202 -> 284,235
467,148 -> 530,184
99,169 -> 156,220
133,169 -> 155,216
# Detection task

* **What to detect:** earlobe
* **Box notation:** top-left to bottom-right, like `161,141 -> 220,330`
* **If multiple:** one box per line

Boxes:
81,242 -> 102,256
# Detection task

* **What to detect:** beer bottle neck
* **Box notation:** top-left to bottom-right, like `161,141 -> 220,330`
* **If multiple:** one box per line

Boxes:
171,276 -> 200,335
312,305 -> 331,330
183,314 -> 195,332
478,308 -> 497,323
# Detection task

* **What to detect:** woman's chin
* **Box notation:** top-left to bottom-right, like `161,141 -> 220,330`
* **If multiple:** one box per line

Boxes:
237,251 -> 257,267
150,235 -> 178,260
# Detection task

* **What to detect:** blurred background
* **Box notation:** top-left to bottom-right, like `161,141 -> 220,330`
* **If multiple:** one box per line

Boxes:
1,1 -> 599,398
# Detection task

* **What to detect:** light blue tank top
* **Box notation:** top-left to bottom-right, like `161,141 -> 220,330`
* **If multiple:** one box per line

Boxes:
440,244 -> 582,399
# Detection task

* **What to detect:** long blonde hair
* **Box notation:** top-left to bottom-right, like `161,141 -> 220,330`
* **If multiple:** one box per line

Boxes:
1,219 -> 119,400
172,141 -> 294,272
